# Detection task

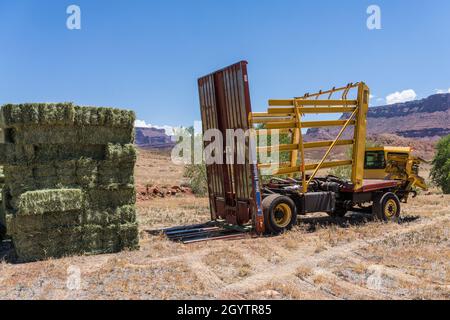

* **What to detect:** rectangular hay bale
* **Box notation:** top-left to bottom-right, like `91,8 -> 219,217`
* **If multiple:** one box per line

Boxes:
10,211 -> 82,234
81,205 -> 135,226
0,201 -> 5,238
76,159 -> 98,188
81,224 -> 104,254
4,165 -> 34,183
56,160 -> 77,176
117,205 -> 136,224
85,187 -> 135,209
13,226 -> 83,262
0,144 -> 35,165
0,103 -> 76,127
34,144 -> 105,162
74,106 -> 135,128
105,143 -> 137,162
12,126 -> 134,145
17,189 -> 83,216
102,224 -> 122,253
82,209 -> 116,226
1,103 -> 135,128
97,160 -> 134,186
119,222 -> 139,249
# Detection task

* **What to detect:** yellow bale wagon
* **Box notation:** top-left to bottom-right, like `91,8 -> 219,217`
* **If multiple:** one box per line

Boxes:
198,61 -> 427,235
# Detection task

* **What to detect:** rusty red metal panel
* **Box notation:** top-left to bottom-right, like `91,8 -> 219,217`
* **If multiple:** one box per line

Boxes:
198,61 -> 260,227
198,74 -> 224,221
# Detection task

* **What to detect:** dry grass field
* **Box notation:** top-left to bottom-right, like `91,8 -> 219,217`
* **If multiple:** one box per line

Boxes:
0,148 -> 448,300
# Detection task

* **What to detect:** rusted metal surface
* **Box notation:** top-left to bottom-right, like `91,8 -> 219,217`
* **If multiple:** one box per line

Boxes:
340,179 -> 401,193
198,61 -> 262,230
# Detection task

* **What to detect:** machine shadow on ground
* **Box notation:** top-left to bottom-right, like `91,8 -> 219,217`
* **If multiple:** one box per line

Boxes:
297,212 -> 420,233
0,240 -> 14,263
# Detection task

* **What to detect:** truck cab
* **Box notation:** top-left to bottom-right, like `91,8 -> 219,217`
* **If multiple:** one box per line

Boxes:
364,146 -> 427,191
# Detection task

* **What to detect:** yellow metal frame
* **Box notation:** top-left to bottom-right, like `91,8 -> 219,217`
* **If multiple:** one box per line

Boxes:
249,82 -> 370,192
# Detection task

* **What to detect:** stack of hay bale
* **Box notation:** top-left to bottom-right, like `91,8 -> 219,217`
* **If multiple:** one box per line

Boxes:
0,129 -> 5,239
0,165 -> 5,239
0,103 -> 139,262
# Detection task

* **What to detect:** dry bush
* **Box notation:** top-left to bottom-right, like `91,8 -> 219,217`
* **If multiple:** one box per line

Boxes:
295,266 -> 312,279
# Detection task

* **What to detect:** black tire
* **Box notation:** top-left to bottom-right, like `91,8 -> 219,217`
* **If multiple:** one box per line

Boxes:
262,194 -> 297,235
327,206 -> 348,218
373,192 -> 401,222
0,223 -> 6,241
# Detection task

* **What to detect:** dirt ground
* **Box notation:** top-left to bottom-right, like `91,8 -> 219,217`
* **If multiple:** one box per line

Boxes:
0,149 -> 449,300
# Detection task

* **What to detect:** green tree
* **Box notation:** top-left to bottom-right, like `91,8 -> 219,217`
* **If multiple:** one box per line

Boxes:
178,126 -> 208,196
329,148 -> 353,179
431,135 -> 450,194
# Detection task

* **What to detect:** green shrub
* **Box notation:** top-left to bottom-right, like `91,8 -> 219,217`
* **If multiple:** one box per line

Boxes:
431,135 -> 450,194
329,146 -> 353,179
183,164 -> 208,196
329,164 -> 352,180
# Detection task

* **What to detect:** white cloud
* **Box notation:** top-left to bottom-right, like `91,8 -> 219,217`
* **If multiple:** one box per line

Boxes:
435,88 -> 450,94
134,119 -> 179,136
385,89 -> 417,105
134,119 -> 150,128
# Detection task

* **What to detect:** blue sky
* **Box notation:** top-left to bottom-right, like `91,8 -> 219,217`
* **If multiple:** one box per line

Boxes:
0,0 -> 449,129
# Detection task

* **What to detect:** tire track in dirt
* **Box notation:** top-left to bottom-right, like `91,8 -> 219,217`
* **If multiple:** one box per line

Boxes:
219,216 -> 449,297
344,254 -> 450,290
185,253 -> 225,290
300,267 -> 396,299
185,245 -> 279,295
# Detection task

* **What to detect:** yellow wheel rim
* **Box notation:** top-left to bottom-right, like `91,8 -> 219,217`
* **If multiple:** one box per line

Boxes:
273,203 -> 292,228
384,199 -> 398,219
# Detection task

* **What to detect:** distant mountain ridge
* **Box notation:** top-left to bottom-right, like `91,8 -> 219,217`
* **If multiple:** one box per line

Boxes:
367,93 -> 450,139
306,93 -> 450,141
135,127 -> 175,149
368,93 -> 450,118
135,93 -> 450,157
305,93 -> 450,159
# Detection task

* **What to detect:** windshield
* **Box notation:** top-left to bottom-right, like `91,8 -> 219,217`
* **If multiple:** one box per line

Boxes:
364,151 -> 386,169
